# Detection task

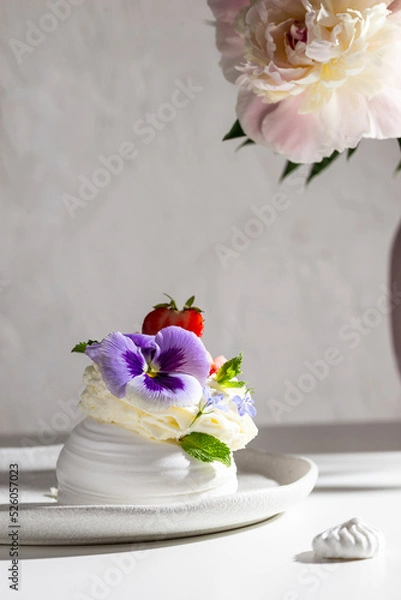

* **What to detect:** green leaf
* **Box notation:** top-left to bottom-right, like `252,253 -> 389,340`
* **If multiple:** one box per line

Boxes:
179,432 -> 232,467
215,353 -> 243,385
280,160 -> 301,182
236,138 -> 255,151
71,339 -> 99,353
184,295 -> 195,308
223,119 -> 246,141
396,139 -> 401,174
183,295 -> 202,312
347,145 -> 358,160
306,150 -> 340,185
220,380 -> 246,389
163,293 -> 178,310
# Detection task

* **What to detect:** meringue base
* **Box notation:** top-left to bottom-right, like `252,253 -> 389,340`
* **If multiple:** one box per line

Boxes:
56,418 -> 238,505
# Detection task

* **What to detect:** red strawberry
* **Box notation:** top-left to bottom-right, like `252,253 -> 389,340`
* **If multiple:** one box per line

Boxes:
142,294 -> 204,337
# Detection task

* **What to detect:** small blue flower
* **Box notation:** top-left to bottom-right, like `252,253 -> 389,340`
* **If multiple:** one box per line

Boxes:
232,392 -> 256,417
202,385 -> 229,412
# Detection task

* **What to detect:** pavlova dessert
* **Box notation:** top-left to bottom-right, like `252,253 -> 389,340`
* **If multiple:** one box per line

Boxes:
56,295 -> 258,504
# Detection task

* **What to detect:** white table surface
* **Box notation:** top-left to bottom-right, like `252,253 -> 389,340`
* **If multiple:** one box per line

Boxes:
1,423 -> 400,600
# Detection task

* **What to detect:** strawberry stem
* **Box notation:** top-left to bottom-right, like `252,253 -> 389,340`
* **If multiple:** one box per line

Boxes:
163,293 -> 178,311
184,295 -> 195,309
184,295 -> 202,312
153,293 -> 203,312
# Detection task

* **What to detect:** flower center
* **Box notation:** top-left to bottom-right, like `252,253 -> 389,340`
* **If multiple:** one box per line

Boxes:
146,365 -> 159,378
235,1 -> 396,113
287,21 -> 307,50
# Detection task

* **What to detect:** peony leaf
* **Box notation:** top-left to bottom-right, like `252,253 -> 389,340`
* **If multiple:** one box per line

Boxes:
179,432 -> 232,466
306,151 -> 340,185
394,139 -> 401,175
236,138 -> 255,151
223,119 -> 246,141
280,160 -> 301,182
347,145 -> 359,160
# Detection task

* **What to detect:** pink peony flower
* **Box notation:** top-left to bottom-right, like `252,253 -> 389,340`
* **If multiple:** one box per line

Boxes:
208,0 -> 401,163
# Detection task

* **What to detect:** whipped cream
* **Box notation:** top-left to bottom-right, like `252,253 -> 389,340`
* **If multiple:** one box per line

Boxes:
79,364 -> 257,451
312,518 -> 385,559
56,418 -> 238,505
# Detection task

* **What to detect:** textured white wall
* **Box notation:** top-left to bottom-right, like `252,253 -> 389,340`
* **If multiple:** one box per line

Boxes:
1,0 -> 401,436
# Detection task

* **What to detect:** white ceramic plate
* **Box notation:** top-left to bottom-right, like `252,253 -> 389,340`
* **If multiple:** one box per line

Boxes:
0,449 -> 317,545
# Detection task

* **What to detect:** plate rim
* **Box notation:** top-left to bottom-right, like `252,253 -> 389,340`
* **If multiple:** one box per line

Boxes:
0,449 -> 318,545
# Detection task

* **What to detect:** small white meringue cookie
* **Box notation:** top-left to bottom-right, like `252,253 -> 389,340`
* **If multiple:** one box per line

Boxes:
312,517 -> 385,559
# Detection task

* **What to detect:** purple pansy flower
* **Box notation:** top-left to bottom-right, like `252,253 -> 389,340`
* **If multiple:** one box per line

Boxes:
84,333 -> 155,365
232,392 -> 256,418
203,385 -> 228,412
86,326 -> 210,412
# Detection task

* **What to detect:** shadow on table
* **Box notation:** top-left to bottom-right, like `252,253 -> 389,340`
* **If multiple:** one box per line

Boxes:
0,513 -> 282,560
251,422 -> 401,454
3,422 -> 401,453
294,551 -> 360,564
314,484 -> 401,493
0,469 -> 57,491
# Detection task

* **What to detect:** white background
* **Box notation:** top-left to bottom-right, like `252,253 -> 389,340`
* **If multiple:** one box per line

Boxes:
1,0 -> 401,436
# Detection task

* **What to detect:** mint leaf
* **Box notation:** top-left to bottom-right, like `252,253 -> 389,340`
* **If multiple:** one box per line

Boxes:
223,119 -> 246,141
71,339 -> 99,353
179,432 -> 231,467
215,353 -> 243,385
220,380 -> 246,389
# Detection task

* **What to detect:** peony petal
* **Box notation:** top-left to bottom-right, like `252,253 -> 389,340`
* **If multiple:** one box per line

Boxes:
207,0 -> 249,21
389,0 -> 401,12
98,332 -> 146,398
337,0 -> 395,9
152,326 -> 210,384
211,0 -> 401,163
236,85 -> 398,163
208,0 -> 249,82
124,373 -> 203,412
237,88 -> 333,163
366,89 -> 401,139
